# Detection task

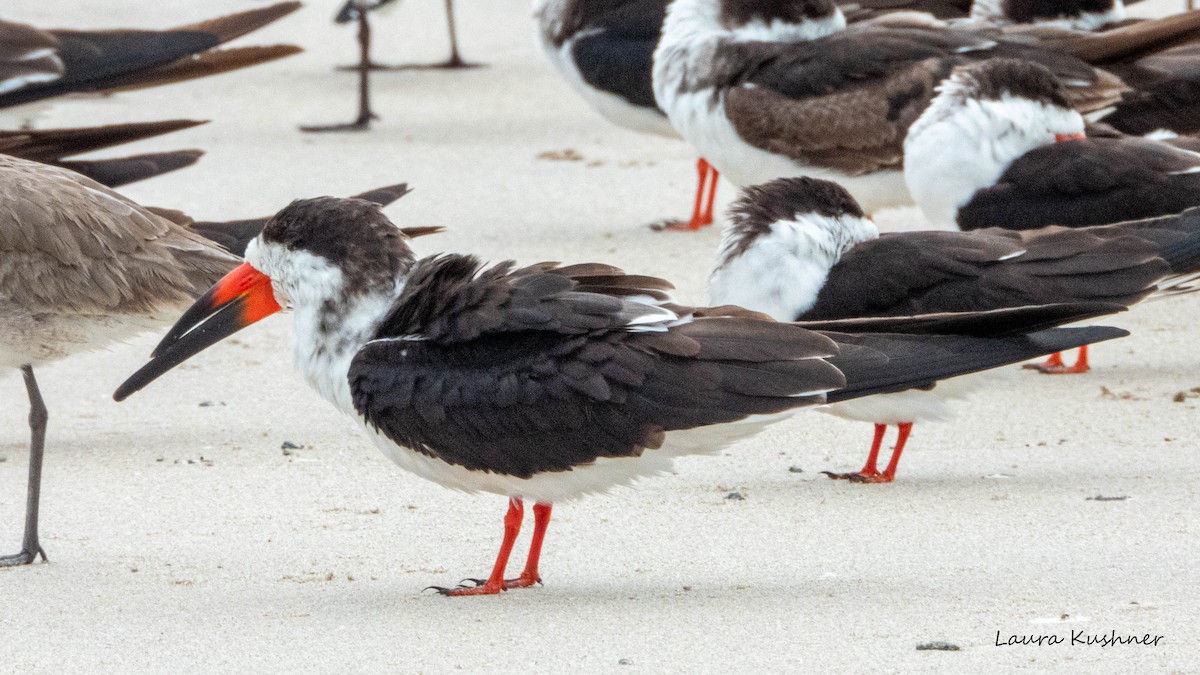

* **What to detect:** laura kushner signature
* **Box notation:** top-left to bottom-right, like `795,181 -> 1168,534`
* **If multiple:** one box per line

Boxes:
995,631 -> 1164,647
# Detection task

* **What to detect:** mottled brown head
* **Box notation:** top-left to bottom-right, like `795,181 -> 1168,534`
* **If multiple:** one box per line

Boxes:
719,0 -> 838,28
259,196 -> 415,296
951,59 -> 1072,110
730,176 -> 864,230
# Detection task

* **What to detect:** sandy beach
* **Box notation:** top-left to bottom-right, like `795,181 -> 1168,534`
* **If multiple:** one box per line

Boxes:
2,0 -> 1198,671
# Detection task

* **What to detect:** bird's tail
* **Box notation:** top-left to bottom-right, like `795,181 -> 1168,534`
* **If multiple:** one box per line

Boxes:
59,149 -> 204,188
0,119 -> 206,163
824,326 -> 1127,403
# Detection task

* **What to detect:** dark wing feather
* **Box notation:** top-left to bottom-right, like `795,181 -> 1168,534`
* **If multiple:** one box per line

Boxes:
0,4 -> 300,107
59,149 -> 203,188
801,227 -> 1168,319
719,26 -> 1098,171
958,138 -> 1200,230
350,256 -> 842,477
794,302 -> 1126,336
824,326 -> 1128,401
187,184 -> 417,256
570,0 -> 668,109
0,119 -> 206,163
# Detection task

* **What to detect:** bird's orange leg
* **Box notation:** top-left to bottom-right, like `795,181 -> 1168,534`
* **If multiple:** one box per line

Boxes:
433,498 -> 524,596
823,423 -> 886,481
1025,345 -> 1090,375
699,164 -> 720,227
863,422 -> 912,484
658,158 -> 718,231
506,502 -> 552,589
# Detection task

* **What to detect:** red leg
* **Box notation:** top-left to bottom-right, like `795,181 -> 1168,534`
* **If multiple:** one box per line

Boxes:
699,165 -> 720,226
823,424 -> 886,481
508,502 -> 553,589
656,158 -> 716,231
1024,346 -> 1090,375
436,498 -> 524,596
871,422 -> 913,483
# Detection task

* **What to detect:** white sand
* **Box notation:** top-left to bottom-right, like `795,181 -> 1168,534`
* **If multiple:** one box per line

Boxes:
2,0 -> 1198,672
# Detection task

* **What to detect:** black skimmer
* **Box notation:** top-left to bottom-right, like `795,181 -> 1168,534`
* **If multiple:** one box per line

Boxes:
0,157 -> 421,568
709,176 -> 1200,480
304,0 -> 480,132
0,119 -> 207,187
114,194 -> 1124,593
535,0 -> 720,230
652,0 -> 1200,213
0,4 -> 301,114
905,59 -> 1200,230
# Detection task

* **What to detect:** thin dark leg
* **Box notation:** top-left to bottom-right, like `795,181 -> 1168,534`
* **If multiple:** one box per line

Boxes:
443,0 -> 466,67
433,498 -> 524,596
302,12 -> 378,132
337,0 -> 483,71
1,366 -> 49,567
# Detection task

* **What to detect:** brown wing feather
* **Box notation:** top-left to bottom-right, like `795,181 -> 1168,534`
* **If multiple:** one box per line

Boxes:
724,60 -> 945,174
0,156 -> 237,316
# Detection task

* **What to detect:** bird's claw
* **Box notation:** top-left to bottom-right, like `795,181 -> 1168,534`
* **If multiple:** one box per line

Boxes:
0,545 -> 47,568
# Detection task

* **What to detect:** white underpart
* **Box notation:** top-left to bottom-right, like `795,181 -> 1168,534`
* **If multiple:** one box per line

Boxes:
650,1 -> 921,211
709,213 -> 879,321
904,83 -> 1084,227
969,0 -> 1125,30
0,302 -> 189,371
250,238 -> 796,502
533,0 -> 678,138
820,370 -> 1003,425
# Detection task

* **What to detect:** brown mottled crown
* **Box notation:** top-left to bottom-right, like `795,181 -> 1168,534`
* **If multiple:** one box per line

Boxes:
952,59 -> 1072,110
261,196 -> 415,290
1002,0 -> 1116,23
731,177 -> 864,227
719,0 -> 837,28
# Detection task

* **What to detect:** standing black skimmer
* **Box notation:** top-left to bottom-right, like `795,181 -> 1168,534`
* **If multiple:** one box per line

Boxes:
709,176 -> 1199,480
905,59 -> 1200,230
0,119 -> 207,187
652,0 -> 1200,213
0,157 -> 421,568
114,194 -> 1124,593
0,4 -> 301,116
535,0 -> 720,230
304,0 -> 480,132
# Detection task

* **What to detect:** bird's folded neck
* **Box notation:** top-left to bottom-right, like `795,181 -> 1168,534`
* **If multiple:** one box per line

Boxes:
291,283 -> 404,416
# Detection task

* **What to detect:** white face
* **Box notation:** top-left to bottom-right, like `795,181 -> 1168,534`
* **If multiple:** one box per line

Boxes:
710,210 -> 878,321
244,237 -> 346,310
904,84 -> 1085,227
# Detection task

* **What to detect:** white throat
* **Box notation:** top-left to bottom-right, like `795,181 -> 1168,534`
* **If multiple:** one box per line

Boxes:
904,88 -> 1084,227
709,212 -> 878,321
244,239 -> 404,416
